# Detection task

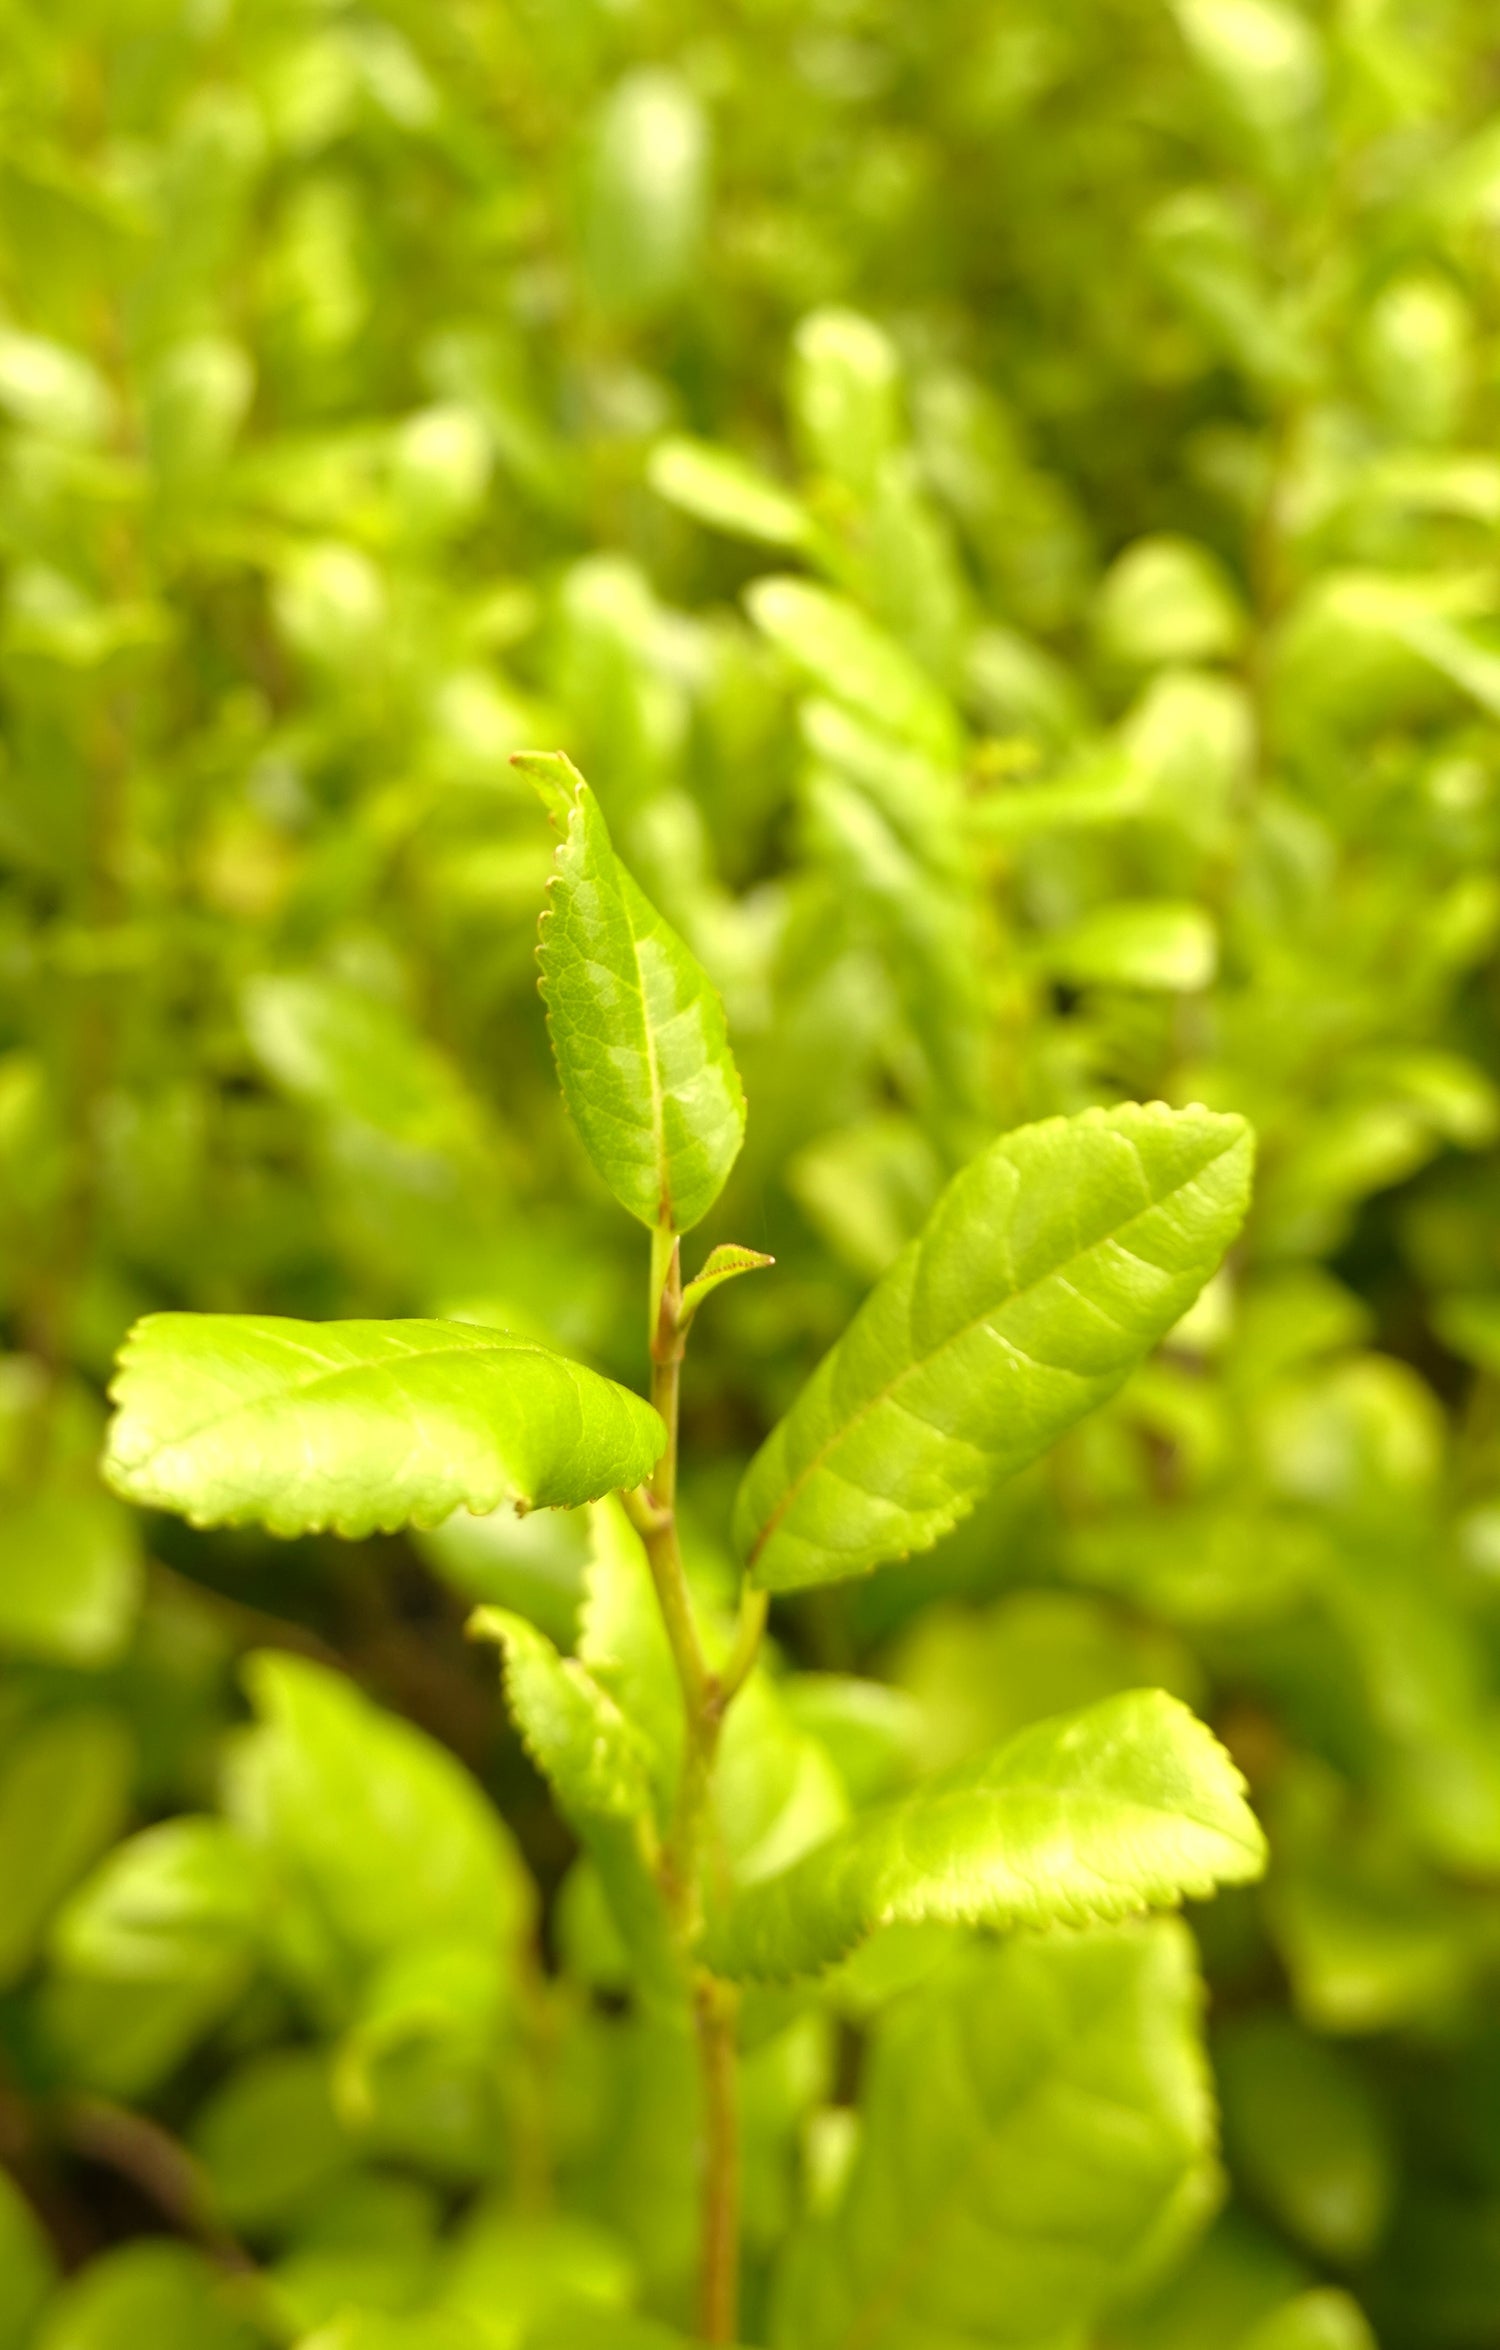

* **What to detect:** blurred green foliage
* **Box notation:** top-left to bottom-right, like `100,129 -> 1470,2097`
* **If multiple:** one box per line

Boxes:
3,0 -> 1500,2344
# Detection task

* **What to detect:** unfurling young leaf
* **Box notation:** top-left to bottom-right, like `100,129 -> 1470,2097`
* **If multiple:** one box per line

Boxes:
679,1244 -> 775,1335
103,1316 -> 664,1539
735,1102 -> 1254,1590
771,1920 -> 1218,2350
517,750 -> 746,1234
468,1606 -> 682,2006
467,1607 -> 657,1828
709,1687 -> 1264,1981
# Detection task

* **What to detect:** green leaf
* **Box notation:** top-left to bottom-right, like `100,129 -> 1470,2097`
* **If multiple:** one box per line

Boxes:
1094,533 -> 1247,668
442,2207 -> 635,2339
0,2171 -> 57,2350
33,2244 -> 261,2350
1217,2017 -> 1393,2264
582,70 -> 709,317
647,437 -> 814,550
0,1710 -> 133,1989
0,1485 -> 142,1666
518,751 -> 746,1233
1239,2291 -> 1378,2350
576,1497 -> 682,1813
51,1818 -> 265,1989
243,973 -> 481,1154
469,1605 -> 682,2006
679,1244 -> 775,1333
298,2317 -> 487,2350
735,1102 -> 1254,1591
227,1653 -> 532,1978
789,308 -> 903,496
192,2048 -> 353,2232
468,1607 -> 657,1826
709,1687 -> 1263,1980
1434,1291 -> 1500,1375
746,578 -> 961,762
524,2316 -> 719,2350
771,1921 -> 1218,2350
103,1314 -> 665,1539
1041,901 -> 1219,993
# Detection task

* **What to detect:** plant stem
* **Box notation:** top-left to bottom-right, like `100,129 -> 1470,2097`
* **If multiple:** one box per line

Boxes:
695,1973 -> 742,2345
718,1586 -> 769,1708
651,1232 -> 685,1508
633,1221 -> 769,2345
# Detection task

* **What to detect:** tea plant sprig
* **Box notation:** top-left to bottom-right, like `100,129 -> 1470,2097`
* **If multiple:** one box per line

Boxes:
102,750 -> 1264,2346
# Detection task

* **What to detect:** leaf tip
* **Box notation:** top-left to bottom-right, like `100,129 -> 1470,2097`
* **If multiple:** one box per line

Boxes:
512,748 -> 586,827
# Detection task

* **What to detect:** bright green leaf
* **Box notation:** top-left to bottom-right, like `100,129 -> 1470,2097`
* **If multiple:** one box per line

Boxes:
469,1605 -> 681,2006
736,1103 -> 1254,1590
227,1652 -> 532,1977
0,1710 -> 133,1989
1041,901 -> 1219,993
0,2171 -> 56,2350
103,1314 -> 665,1538
709,1688 -> 1263,1980
0,1485 -> 142,1666
648,437 -> 814,550
469,1607 -> 657,1826
771,1921 -> 1218,2349
519,752 -> 746,1234
745,578 -> 961,762
243,974 -> 480,1154
51,1818 -> 264,1988
1239,2290 -> 1378,2350
789,309 -> 903,495
679,1244 -> 776,1332
34,2244 -> 260,2350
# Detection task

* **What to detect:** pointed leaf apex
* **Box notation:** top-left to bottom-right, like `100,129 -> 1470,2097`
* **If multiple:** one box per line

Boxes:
681,1244 -> 776,1330
512,749 -> 585,826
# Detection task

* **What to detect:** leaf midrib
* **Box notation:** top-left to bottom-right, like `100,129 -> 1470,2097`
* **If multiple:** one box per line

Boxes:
624,891 -> 673,1228
746,1128 -> 1238,1566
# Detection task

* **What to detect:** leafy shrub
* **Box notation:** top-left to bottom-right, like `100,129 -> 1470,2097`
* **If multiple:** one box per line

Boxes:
2,3 -> 1500,2347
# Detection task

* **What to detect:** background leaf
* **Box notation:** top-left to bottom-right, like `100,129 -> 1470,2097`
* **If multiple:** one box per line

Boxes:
771,1921 -> 1218,2350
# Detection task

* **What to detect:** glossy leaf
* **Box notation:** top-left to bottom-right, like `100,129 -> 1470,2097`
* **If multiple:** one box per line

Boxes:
679,1243 -> 776,1332
468,1607 -> 657,1826
736,1103 -> 1254,1590
709,1688 -> 1264,1980
469,1604 -> 681,2004
771,1921 -> 1218,2350
103,1314 -> 664,1539
520,751 -> 746,1233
